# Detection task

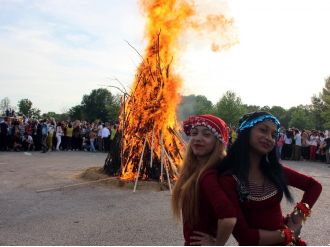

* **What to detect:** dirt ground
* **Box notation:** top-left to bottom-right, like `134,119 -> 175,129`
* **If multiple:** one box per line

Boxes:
0,151 -> 329,245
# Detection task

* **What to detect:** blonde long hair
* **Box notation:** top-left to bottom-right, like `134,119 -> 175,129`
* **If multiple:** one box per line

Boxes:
171,139 -> 227,226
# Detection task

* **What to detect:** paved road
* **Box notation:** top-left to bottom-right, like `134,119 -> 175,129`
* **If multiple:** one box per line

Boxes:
0,151 -> 329,245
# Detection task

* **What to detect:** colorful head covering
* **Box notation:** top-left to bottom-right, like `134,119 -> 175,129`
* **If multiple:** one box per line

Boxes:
238,111 -> 281,138
183,114 -> 229,145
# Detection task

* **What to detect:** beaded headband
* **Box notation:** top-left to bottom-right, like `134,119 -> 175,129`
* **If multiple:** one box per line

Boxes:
238,113 -> 281,139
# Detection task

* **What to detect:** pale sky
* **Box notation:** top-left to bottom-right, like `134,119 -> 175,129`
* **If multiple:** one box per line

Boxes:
1,0 -> 330,113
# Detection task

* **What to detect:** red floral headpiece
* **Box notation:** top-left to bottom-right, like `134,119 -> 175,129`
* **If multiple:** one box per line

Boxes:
183,114 -> 229,145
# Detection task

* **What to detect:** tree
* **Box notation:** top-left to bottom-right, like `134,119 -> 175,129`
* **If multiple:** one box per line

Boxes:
310,94 -> 326,130
0,97 -> 11,114
17,98 -> 41,119
320,76 -> 330,129
288,105 -> 314,130
42,112 -> 58,119
269,106 -> 288,127
18,99 -> 33,116
68,105 -> 84,121
67,88 -> 120,122
322,76 -> 330,98
73,88 -> 119,122
29,108 -> 41,119
106,94 -> 121,122
213,91 -> 245,127
242,104 -> 260,113
41,112 -> 68,122
177,94 -> 213,121
260,106 -> 271,112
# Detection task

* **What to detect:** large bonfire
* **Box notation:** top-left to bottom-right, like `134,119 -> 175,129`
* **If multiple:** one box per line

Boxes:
104,0 -> 238,187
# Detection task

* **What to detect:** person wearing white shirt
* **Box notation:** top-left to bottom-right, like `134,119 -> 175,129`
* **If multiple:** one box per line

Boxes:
282,130 -> 293,160
101,124 -> 110,152
55,123 -> 64,151
318,133 -> 327,162
292,129 -> 302,160
97,122 -> 103,151
309,132 -> 318,160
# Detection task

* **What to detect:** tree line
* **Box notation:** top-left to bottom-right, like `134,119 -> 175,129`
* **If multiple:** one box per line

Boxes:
1,76 -> 330,130
0,88 -> 121,123
179,76 -> 330,130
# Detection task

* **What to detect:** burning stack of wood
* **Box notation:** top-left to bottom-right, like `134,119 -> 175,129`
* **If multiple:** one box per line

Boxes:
103,0 -> 238,191
103,33 -> 185,190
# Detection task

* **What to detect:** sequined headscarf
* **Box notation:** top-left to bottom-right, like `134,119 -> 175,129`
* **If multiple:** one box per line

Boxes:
238,111 -> 281,139
183,114 -> 229,145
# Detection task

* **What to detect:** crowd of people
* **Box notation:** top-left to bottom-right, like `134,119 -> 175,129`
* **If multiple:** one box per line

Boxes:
1,114 -> 330,166
0,116 -> 118,153
227,126 -> 330,164
277,128 -> 330,163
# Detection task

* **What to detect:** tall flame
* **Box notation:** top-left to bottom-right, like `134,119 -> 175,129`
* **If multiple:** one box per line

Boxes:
119,0 -> 238,181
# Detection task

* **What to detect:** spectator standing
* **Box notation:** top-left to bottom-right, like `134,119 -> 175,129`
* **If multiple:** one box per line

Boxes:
18,120 -> 25,137
282,130 -> 293,160
36,121 -> 43,151
109,124 -> 117,151
89,128 -> 97,152
101,123 -> 110,152
55,122 -> 63,151
0,117 -> 8,151
66,123 -> 73,151
301,130 -> 310,160
60,122 -> 67,150
47,122 -> 55,151
6,120 -> 13,151
97,122 -> 103,151
309,131 -> 318,161
325,131 -> 330,164
12,132 -> 22,151
41,120 -> 49,153
293,129 -> 302,161
25,120 -> 33,136
72,122 -> 81,151
318,133 -> 326,162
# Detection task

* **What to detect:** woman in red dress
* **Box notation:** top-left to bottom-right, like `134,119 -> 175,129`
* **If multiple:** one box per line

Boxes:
216,111 -> 322,245
172,114 -> 237,245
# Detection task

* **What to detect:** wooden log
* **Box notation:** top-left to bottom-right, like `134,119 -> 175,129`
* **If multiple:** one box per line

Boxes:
168,127 -> 186,147
163,148 -> 179,177
35,177 -> 118,193
160,130 -> 164,183
164,155 -> 172,193
150,125 -> 155,168
133,137 -> 148,192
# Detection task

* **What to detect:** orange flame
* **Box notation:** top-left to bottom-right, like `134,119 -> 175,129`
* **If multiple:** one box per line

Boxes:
119,0 -> 238,181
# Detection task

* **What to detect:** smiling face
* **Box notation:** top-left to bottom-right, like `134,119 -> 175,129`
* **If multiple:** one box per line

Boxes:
190,125 -> 217,158
249,120 -> 278,156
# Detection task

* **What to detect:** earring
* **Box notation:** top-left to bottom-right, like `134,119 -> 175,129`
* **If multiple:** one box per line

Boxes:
266,154 -> 270,163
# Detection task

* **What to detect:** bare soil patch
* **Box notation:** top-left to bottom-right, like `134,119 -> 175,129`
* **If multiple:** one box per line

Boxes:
77,166 -> 168,191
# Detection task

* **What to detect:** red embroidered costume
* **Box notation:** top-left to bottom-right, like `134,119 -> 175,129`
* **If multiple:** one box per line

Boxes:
183,168 -> 236,245
219,165 -> 322,245
183,165 -> 321,245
